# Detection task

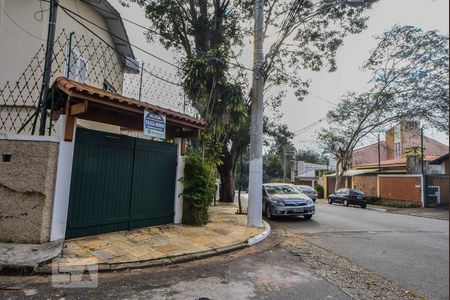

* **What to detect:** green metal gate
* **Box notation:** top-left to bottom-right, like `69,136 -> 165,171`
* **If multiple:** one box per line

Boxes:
66,128 -> 177,239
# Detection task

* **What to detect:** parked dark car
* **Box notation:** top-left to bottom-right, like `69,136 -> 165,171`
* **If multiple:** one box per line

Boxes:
328,188 -> 367,208
295,185 -> 318,202
263,183 -> 315,220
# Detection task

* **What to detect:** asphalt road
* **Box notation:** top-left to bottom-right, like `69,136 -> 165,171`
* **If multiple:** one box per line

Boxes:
0,200 -> 447,300
0,232 -> 351,300
271,202 -> 449,300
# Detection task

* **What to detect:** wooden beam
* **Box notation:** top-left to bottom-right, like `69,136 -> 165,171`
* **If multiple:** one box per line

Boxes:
180,138 -> 187,156
70,101 -> 88,115
64,100 -> 75,142
80,108 -> 142,130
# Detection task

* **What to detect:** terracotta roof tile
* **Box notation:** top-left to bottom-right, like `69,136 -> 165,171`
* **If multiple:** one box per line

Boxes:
357,155 -> 441,167
54,77 -> 207,128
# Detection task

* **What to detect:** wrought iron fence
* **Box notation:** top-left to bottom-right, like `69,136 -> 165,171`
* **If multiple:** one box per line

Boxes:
0,29 -> 195,136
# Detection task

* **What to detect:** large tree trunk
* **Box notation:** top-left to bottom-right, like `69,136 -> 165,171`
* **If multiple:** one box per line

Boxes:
335,159 -> 344,192
218,164 -> 235,202
217,138 -> 242,203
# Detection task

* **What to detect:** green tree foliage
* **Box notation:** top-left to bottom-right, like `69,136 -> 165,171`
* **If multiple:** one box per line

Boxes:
181,150 -> 216,225
319,25 -> 449,190
121,0 -> 373,202
404,146 -> 424,159
263,154 -> 285,183
295,149 -> 324,164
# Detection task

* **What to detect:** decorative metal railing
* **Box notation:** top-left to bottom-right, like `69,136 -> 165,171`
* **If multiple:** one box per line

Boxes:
0,29 -> 195,136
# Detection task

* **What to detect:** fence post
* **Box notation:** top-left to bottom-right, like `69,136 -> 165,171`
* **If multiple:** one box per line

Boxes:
421,174 -> 426,208
376,175 -> 380,198
38,0 -> 59,136
66,32 -> 74,78
138,61 -> 144,101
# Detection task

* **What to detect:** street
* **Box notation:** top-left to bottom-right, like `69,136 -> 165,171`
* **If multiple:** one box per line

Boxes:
1,202 -> 448,300
273,202 -> 449,300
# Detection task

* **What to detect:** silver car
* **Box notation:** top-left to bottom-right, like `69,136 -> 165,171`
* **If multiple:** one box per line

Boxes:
263,183 -> 315,220
295,185 -> 318,202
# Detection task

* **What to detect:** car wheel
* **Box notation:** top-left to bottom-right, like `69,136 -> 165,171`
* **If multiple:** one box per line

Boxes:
328,198 -> 333,204
304,215 -> 312,220
265,204 -> 273,220
344,199 -> 349,207
361,204 -> 367,209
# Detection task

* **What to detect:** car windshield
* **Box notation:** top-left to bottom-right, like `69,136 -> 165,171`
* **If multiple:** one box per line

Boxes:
265,185 -> 300,195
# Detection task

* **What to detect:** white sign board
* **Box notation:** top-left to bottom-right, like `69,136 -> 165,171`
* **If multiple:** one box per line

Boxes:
144,110 -> 166,139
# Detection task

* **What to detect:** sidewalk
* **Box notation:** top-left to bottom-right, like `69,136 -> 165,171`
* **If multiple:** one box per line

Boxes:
35,203 -> 269,273
382,207 -> 448,220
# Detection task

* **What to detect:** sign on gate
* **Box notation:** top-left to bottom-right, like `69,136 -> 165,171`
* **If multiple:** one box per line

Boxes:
144,110 -> 166,139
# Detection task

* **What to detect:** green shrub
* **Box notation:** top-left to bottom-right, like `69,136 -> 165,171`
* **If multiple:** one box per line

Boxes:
315,184 -> 324,198
181,150 -> 216,226
378,200 -> 420,208
366,196 -> 381,205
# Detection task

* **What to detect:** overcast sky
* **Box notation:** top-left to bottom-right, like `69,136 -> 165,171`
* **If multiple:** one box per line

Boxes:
111,0 -> 449,151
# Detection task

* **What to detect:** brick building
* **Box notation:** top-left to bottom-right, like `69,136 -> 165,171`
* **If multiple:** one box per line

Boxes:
352,121 -> 448,173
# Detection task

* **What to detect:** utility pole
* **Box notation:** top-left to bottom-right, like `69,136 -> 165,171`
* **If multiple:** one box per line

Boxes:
247,0 -> 264,228
378,133 -> 381,174
421,126 -> 424,174
38,0 -> 59,135
238,153 -> 244,214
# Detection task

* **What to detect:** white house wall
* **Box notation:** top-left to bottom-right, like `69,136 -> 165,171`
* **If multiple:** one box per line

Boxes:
0,0 -> 124,88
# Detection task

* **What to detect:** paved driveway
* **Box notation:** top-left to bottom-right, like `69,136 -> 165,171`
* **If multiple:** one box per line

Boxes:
270,202 -> 449,300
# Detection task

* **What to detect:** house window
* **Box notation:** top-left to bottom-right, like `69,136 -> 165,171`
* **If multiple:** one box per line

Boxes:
395,141 -> 401,157
66,48 -> 88,83
103,80 -> 116,93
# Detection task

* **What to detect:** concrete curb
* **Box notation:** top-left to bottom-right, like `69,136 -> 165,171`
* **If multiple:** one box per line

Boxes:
34,221 -> 272,275
247,220 -> 271,246
367,207 -> 388,212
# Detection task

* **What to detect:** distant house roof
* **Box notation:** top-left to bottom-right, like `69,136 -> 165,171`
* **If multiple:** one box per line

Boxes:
352,155 -> 441,170
81,0 -> 135,60
326,169 -> 378,177
353,141 -> 385,152
429,153 -> 449,165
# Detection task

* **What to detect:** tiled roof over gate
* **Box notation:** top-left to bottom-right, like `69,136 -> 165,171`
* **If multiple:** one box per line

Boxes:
53,77 -> 206,129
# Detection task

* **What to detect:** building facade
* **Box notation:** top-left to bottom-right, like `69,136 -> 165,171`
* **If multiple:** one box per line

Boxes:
352,121 -> 448,172
0,0 -> 137,135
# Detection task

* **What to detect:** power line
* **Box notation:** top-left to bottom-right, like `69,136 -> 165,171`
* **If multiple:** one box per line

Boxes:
58,5 -> 182,86
66,0 -> 255,72
309,92 -> 338,106
75,0 -> 162,37
293,117 -> 327,136
53,1 -> 180,69
4,10 -> 46,41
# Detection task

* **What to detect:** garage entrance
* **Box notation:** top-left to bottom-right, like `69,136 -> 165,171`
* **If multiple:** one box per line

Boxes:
66,128 -> 177,239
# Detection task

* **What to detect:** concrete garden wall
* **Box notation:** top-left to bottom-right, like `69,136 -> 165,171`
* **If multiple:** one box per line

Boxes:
0,138 -> 59,243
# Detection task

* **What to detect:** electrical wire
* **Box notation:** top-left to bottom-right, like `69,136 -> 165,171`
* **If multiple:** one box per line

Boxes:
293,117 -> 327,136
34,0 -> 49,22
51,1 -> 180,69
58,5 -> 182,86
4,10 -> 46,41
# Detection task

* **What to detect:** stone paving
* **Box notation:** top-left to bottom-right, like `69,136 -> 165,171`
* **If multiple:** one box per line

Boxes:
49,203 -> 262,268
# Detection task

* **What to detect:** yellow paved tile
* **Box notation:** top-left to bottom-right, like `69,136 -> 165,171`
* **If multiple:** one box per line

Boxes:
56,204 -> 265,267
123,245 -> 154,258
